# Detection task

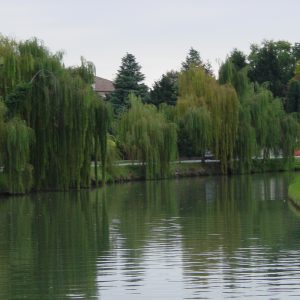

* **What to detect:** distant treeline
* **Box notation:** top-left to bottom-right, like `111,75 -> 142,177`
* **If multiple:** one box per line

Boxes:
0,36 -> 300,194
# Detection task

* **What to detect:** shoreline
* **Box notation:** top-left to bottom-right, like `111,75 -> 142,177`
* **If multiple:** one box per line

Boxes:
92,158 -> 300,187
1,158 -> 300,196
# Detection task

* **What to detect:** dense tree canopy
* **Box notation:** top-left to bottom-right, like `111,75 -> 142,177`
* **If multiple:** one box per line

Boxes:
248,40 -> 300,98
219,53 -> 300,172
149,71 -> 178,106
0,37 -> 109,192
286,79 -> 300,113
1,34 -> 300,194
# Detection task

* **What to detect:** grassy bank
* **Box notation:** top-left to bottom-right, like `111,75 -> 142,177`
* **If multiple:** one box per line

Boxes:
288,175 -> 300,207
1,157 -> 299,194
92,157 -> 300,186
91,160 -> 221,186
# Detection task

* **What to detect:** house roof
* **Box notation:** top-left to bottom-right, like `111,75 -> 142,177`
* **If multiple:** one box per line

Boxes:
94,76 -> 115,92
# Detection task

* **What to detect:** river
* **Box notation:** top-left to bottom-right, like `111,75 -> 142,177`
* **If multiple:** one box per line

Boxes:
0,173 -> 300,299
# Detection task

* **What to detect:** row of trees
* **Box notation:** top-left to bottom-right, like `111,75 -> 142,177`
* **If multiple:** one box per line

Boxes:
109,41 -> 300,177
1,35 -> 300,193
123,41 -> 300,113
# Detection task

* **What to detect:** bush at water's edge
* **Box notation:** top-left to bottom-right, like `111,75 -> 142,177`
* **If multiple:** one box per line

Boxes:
288,176 -> 300,207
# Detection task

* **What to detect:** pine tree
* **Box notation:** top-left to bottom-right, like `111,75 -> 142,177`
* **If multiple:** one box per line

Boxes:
181,47 -> 213,76
111,53 -> 149,114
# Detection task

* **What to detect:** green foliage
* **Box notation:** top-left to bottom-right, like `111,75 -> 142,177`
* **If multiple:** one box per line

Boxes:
219,59 -> 250,97
218,51 -> 300,173
111,53 -> 149,114
234,104 -> 256,173
288,175 -> 300,206
286,79 -> 300,113
248,40 -> 300,98
93,98 -> 110,185
68,57 -> 96,85
280,113 -> 300,164
117,94 -> 177,179
181,47 -> 213,76
149,71 -> 178,106
177,67 -> 239,173
295,60 -> 300,75
0,36 -> 109,192
178,106 -> 212,157
250,88 -> 283,158
229,49 -> 247,70
3,117 -> 33,194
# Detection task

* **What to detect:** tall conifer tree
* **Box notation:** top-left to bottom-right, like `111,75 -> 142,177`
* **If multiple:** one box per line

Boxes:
111,53 -> 149,114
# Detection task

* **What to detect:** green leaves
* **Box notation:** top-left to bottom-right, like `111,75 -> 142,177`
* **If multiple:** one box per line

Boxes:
111,53 -> 149,114
117,94 -> 177,179
177,67 -> 239,173
248,40 -> 299,98
0,36 -> 109,192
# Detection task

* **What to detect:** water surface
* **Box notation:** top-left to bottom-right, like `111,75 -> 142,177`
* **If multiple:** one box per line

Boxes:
0,173 -> 300,299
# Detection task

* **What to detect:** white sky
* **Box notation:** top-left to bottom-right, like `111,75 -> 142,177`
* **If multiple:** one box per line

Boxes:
1,0 -> 299,87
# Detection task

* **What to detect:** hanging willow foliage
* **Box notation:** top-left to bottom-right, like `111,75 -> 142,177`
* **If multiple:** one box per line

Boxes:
218,59 -> 255,173
118,94 -> 177,179
218,57 -> 300,172
178,106 -> 212,157
0,37 -> 109,192
219,60 -> 249,98
234,104 -> 256,173
249,88 -> 283,159
280,113 -> 300,165
93,98 -> 110,185
177,67 -> 239,173
3,117 -> 33,194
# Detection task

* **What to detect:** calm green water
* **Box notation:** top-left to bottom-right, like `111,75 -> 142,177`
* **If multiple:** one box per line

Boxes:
1,174 -> 300,299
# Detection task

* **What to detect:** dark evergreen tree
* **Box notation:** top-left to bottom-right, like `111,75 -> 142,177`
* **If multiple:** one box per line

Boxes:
181,47 -> 213,76
286,79 -> 300,113
149,71 -> 178,106
111,53 -> 149,114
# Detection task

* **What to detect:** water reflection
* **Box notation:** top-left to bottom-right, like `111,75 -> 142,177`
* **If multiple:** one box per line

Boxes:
0,191 -> 109,300
0,174 -> 299,299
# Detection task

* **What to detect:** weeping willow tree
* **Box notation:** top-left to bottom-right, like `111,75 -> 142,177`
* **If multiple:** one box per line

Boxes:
177,106 -> 212,158
234,104 -> 256,173
0,36 -> 109,192
93,98 -> 110,185
118,94 -> 177,179
248,88 -> 282,159
0,98 -> 33,194
219,60 -> 257,173
3,117 -> 33,194
281,113 -> 300,166
177,66 -> 239,173
219,58 -> 249,98
219,58 -> 300,172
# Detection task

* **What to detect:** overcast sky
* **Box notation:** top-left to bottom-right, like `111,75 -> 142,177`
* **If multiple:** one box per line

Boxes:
1,0 -> 299,86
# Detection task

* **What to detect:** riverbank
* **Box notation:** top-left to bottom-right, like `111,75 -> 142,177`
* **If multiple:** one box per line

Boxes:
288,175 -> 300,208
91,160 -> 222,185
91,157 -> 300,186
0,157 -> 299,195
